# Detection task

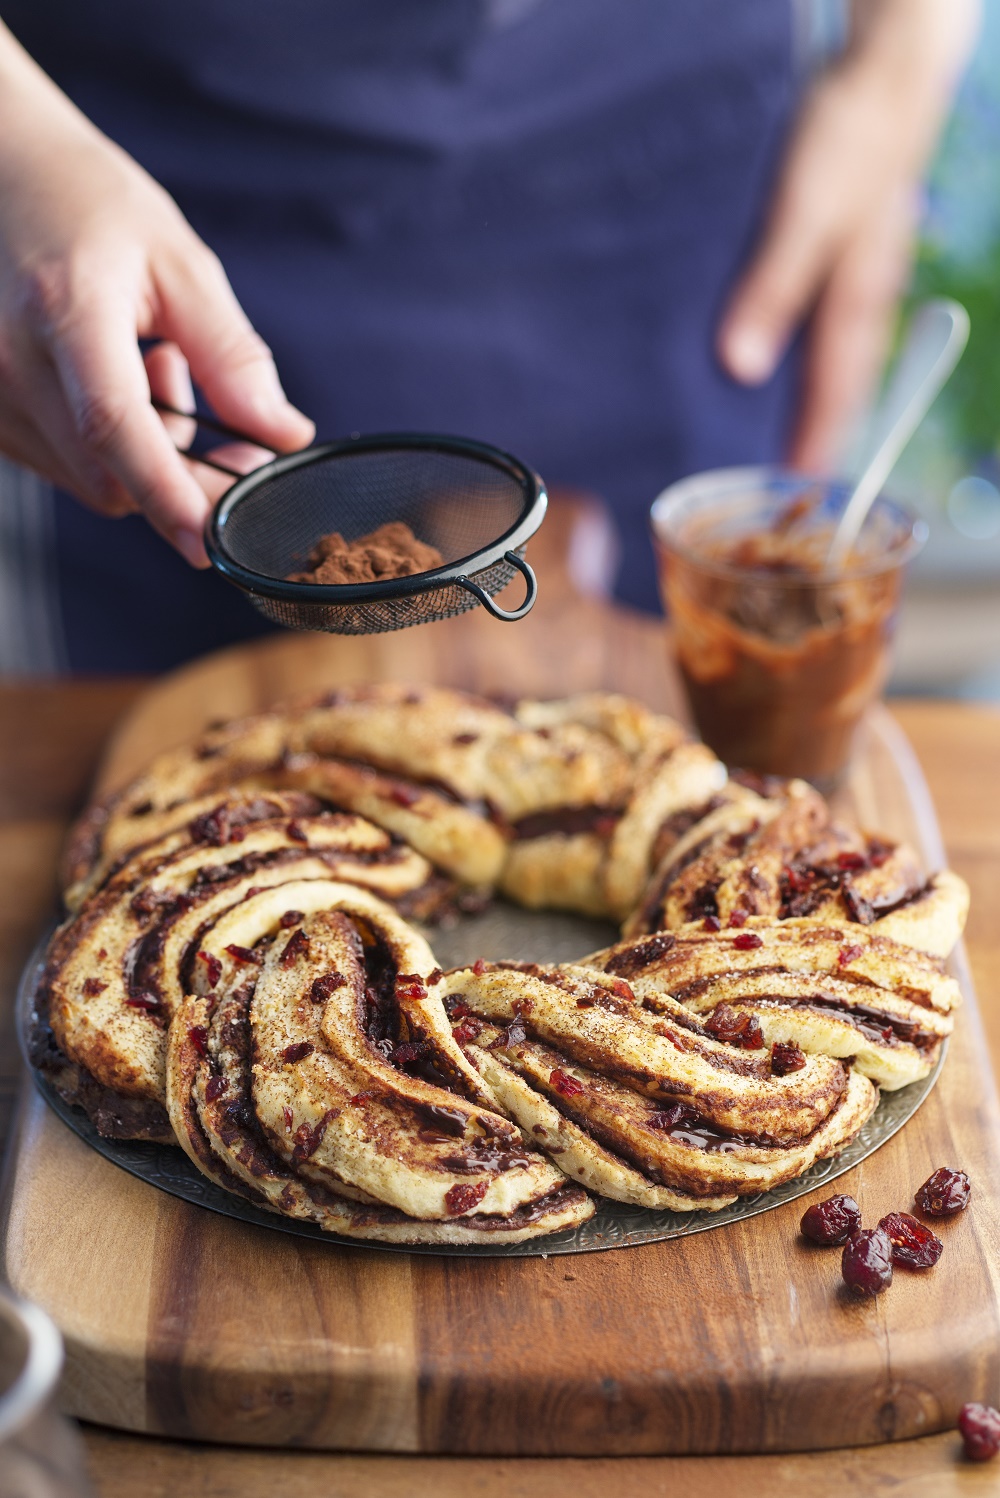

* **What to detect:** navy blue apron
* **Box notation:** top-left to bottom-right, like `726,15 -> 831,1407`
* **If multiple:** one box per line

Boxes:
6,0 -> 801,671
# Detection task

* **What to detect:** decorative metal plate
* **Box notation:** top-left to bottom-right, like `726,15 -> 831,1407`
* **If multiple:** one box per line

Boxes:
18,905 -> 945,1258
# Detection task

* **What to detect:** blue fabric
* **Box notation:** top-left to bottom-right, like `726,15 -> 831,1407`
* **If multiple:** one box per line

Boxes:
6,0 -> 801,671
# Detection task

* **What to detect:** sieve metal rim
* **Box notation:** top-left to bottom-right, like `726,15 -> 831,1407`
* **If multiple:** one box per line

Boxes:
205,431 -> 547,605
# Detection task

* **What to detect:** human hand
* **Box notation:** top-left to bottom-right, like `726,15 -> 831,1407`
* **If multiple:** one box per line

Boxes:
717,0 -> 980,473
0,22 -> 313,565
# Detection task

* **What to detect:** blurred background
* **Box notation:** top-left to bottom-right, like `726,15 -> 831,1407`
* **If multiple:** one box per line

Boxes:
885,4 -> 1000,700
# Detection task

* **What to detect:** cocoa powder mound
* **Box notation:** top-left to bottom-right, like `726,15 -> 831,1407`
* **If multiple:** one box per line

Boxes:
287,521 -> 444,586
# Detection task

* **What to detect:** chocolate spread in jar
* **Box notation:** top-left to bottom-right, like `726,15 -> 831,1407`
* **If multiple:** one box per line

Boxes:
662,523 -> 903,785
288,522 -> 444,586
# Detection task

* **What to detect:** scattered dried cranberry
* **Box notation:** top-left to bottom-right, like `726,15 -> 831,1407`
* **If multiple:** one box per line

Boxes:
444,1181 -> 488,1216
125,990 -> 161,1012
189,805 -> 230,845
82,978 -> 107,997
285,818 -> 309,844
608,977 -> 634,1003
472,957 -> 488,976
705,1003 -> 764,1049
188,1025 -> 209,1058
800,1194 -> 861,1246
838,944 -> 863,967
733,931 -> 764,951
349,1091 -> 374,1105
841,1227 -> 893,1297
426,967 -> 444,985
225,944 -> 262,965
205,1075 -> 227,1103
396,973 -> 428,1000
309,972 -> 345,1004
701,915 -> 722,932
727,909 -> 748,928
391,1040 -> 429,1066
279,909 -> 305,929
878,1211 -> 943,1269
550,1068 -> 585,1098
959,1403 -> 1000,1462
291,1107 -> 339,1162
836,851 -> 867,871
282,1106 -> 293,1131
452,1019 -> 483,1046
196,950 -> 223,989
280,928 -> 310,966
771,1041 -> 806,1076
390,783 -> 422,807
916,1166 -> 971,1217
282,1041 -> 314,1064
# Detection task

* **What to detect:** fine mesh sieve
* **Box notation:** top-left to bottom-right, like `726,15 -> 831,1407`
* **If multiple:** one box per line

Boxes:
160,402 -> 547,634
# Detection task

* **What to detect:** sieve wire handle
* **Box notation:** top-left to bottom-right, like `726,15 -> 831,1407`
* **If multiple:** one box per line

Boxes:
456,551 -> 537,621
153,398 -> 272,478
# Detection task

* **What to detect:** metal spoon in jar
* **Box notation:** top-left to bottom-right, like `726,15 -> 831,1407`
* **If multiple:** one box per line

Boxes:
826,297 -> 970,570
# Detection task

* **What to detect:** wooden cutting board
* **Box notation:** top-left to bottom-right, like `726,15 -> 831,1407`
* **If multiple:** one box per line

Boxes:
3,575 -> 999,1457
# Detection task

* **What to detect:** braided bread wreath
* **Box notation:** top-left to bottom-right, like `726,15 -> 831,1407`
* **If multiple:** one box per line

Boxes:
33,685 -> 969,1247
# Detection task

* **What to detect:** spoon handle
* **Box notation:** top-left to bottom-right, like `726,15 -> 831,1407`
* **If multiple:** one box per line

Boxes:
827,298 -> 969,568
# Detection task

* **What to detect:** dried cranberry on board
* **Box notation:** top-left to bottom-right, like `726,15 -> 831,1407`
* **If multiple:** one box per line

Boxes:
841,1227 -> 893,1296
916,1166 -> 971,1217
701,915 -> 722,932
188,1025 -> 209,1058
878,1211 -> 943,1269
800,1194 -> 861,1246
733,931 -> 764,951
959,1403 -> 1000,1462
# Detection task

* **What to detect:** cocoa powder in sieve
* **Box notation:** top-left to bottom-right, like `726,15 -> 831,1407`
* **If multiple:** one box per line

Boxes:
287,522 -> 443,586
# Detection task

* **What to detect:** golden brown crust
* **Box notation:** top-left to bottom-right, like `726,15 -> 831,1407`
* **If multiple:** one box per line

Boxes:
43,684 -> 968,1245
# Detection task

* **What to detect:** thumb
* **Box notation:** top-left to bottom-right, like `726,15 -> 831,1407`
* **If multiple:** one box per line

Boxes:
716,81 -> 870,387
717,181 -> 848,386
154,239 -> 315,452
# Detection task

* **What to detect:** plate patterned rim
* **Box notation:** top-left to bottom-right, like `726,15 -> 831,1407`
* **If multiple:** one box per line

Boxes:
17,926 -> 945,1258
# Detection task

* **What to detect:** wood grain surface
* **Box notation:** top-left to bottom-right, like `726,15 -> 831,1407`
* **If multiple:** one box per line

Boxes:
1,503 -> 999,1490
